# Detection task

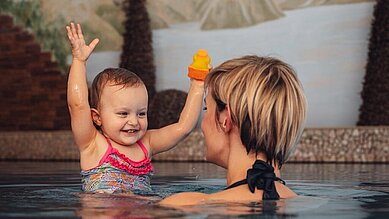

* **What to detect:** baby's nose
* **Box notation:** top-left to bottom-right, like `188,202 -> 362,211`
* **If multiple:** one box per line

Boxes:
126,115 -> 138,125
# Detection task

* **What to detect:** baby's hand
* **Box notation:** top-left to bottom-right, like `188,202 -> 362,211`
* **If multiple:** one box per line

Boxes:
66,22 -> 99,62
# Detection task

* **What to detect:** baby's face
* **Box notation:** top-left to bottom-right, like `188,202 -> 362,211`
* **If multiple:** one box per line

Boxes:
98,82 -> 148,147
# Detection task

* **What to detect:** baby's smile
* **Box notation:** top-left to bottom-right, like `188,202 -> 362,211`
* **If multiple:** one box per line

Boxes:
122,129 -> 139,133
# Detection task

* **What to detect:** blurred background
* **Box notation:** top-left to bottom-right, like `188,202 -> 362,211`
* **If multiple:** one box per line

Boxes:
0,0 -> 388,162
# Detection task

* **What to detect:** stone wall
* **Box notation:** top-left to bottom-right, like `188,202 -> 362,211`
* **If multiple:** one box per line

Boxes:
0,14 -> 70,130
0,127 -> 388,162
292,127 -> 389,162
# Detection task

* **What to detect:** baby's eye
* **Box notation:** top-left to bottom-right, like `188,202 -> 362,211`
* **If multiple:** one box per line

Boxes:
117,112 -> 128,117
138,112 -> 147,117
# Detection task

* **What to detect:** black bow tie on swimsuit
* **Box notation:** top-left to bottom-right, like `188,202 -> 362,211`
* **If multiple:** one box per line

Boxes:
225,160 -> 285,200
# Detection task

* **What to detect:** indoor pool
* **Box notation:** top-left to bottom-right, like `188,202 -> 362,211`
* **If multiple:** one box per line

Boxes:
0,161 -> 388,218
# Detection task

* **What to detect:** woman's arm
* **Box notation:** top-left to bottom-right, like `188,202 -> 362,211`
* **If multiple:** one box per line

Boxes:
159,192 -> 208,206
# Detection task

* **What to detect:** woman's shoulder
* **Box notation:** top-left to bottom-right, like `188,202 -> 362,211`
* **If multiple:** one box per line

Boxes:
275,182 -> 297,198
210,182 -> 296,201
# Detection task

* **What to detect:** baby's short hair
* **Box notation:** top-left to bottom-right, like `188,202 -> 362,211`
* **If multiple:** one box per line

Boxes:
90,68 -> 144,109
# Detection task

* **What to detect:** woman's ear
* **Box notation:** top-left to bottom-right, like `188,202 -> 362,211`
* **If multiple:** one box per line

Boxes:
220,106 -> 232,133
91,108 -> 102,126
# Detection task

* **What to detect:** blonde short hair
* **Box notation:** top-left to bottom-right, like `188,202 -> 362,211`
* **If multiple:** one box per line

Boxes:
205,56 -> 306,168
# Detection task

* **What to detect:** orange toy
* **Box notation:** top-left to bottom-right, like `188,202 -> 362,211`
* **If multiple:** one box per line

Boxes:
188,49 -> 211,81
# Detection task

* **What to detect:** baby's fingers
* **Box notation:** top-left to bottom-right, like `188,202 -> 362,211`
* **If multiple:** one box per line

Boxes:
88,38 -> 99,51
70,23 -> 79,39
76,23 -> 84,40
66,26 -> 79,50
66,26 -> 73,41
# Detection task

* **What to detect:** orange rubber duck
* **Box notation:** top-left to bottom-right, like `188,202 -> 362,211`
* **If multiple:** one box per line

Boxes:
188,49 -> 211,81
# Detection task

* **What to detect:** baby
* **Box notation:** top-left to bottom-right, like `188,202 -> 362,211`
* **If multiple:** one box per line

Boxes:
66,23 -> 205,193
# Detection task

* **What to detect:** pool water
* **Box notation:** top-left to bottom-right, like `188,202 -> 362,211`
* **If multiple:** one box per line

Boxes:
0,161 -> 388,218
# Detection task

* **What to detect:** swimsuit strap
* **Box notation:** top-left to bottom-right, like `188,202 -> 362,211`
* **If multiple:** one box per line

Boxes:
98,137 -> 114,166
104,138 -> 150,161
225,160 -> 285,200
136,140 -> 150,159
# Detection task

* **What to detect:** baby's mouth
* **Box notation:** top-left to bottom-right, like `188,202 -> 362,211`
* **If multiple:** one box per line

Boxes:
123,129 -> 138,133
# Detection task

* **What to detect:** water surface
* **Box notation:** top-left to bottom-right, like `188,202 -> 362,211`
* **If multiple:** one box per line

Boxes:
0,162 -> 388,218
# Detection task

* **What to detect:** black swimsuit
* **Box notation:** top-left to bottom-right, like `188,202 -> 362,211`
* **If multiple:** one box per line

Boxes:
225,160 -> 285,200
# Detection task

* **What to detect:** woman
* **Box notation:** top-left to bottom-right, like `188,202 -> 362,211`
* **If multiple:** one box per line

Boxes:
160,55 -> 307,205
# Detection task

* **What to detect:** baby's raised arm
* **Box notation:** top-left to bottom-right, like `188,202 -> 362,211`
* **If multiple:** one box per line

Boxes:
148,80 -> 204,155
66,23 -> 99,151
147,50 -> 210,155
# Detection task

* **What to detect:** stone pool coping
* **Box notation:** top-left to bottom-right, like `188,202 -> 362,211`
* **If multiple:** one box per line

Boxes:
0,126 -> 388,162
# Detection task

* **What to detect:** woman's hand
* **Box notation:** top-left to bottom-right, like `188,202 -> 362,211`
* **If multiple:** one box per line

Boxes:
66,22 -> 99,62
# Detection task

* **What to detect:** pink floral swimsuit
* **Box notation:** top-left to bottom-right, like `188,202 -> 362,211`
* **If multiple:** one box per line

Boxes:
81,138 -> 154,193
